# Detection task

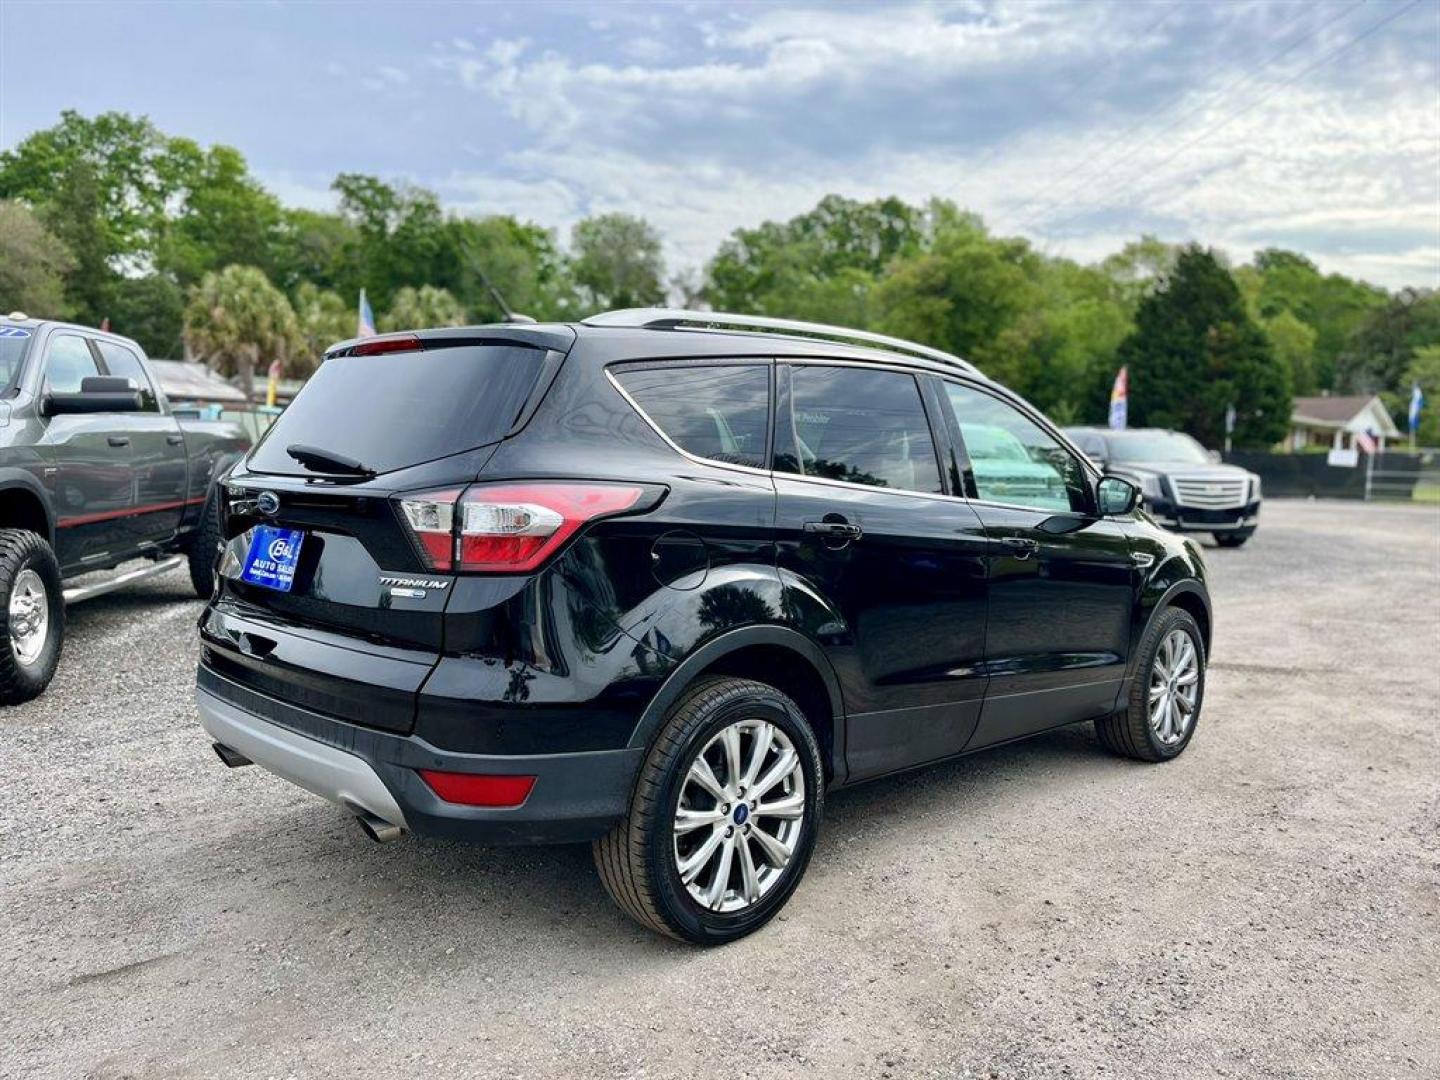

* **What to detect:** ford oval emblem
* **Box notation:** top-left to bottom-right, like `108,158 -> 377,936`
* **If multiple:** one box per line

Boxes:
256,491 -> 281,516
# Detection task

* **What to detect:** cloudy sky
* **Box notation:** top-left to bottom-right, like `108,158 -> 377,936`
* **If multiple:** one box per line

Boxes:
2,0 -> 1437,288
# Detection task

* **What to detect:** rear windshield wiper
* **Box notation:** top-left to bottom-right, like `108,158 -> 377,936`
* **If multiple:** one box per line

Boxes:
286,443 -> 376,478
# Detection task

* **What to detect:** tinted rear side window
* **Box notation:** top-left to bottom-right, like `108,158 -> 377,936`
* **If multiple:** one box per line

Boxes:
778,366 -> 942,494
248,343 -> 547,476
616,364 -> 770,467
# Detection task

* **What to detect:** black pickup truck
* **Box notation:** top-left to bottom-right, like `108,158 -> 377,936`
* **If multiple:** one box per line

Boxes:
0,315 -> 249,703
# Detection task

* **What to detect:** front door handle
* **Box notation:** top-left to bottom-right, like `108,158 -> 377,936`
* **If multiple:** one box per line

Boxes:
165,433 -> 184,445
803,520 -> 863,540
107,435 -> 131,448
998,536 -> 1039,559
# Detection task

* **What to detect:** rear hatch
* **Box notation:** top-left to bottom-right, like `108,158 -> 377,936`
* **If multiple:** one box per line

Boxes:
200,329 -> 572,734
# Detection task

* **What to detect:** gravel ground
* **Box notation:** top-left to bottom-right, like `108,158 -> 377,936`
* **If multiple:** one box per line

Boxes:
2,499 -> 1437,1080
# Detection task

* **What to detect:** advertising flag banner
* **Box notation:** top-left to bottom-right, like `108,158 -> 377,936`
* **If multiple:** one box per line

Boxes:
1108,366 -> 1128,431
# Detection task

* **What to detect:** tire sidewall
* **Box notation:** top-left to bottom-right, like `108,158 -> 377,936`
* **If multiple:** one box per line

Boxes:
1137,609 -> 1206,759
0,532 -> 65,702
646,684 -> 823,944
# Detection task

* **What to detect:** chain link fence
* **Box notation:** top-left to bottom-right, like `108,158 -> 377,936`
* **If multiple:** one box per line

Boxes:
1225,448 -> 1440,503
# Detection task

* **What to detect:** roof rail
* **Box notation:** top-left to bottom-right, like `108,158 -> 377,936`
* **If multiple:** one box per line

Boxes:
581,308 -> 980,375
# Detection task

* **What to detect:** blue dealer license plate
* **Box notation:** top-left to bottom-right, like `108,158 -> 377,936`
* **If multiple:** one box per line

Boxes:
240,526 -> 304,593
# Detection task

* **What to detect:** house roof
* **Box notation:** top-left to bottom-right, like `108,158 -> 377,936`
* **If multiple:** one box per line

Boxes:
1291,394 -> 1400,437
147,359 -> 250,405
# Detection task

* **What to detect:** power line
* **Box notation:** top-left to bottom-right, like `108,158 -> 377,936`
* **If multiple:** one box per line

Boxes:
1038,0 -> 1426,238
1009,0 -> 1367,230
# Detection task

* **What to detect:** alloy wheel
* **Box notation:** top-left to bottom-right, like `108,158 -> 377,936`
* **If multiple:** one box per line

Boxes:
672,718 -> 807,913
1149,628 -> 1199,745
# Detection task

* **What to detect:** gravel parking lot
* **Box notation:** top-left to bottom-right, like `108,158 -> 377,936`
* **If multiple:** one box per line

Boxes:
2,499 -> 1436,1080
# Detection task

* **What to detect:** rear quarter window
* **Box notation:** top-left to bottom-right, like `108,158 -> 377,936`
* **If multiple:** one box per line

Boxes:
248,343 -> 548,477
615,363 -> 770,468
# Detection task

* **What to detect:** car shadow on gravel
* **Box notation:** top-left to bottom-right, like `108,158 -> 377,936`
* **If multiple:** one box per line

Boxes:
201,719 -> 1122,955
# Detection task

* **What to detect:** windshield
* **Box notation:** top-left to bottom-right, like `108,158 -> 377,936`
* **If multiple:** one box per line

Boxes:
1107,431 -> 1211,465
0,326 -> 34,388
247,342 -> 549,476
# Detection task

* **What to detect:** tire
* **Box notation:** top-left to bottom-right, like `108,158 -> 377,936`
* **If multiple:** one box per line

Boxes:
1212,528 -> 1254,548
188,484 -> 223,598
1096,606 -> 1206,763
0,529 -> 65,705
594,676 -> 825,945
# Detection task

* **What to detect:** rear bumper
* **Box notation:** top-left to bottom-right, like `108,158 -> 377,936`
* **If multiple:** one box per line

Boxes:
196,671 -> 643,844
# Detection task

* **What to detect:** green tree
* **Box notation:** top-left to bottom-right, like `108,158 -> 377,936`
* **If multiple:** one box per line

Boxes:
452,214 -> 579,322
1117,246 -> 1290,448
1243,248 -> 1386,390
107,275 -> 186,357
0,200 -> 74,317
571,213 -> 665,311
156,141 -> 283,286
1099,235 -> 1181,310
292,283 -> 353,373
1339,288 -> 1440,394
379,285 -> 465,332
1261,308 -> 1319,396
184,265 -> 299,399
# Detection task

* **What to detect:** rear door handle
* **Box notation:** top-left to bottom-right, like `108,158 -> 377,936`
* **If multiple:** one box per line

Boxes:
803,521 -> 863,540
998,536 -> 1038,559
166,433 -> 184,445
107,435 -> 131,448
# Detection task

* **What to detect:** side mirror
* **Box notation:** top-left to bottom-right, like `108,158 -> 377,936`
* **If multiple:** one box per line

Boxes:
42,376 -> 143,417
1207,449 -> 1222,464
1097,475 -> 1140,516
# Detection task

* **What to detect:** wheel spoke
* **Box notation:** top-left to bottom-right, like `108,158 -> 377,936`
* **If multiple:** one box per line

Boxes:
741,721 -> 774,789
674,806 -> 725,834
1150,693 -> 1167,729
686,756 -> 727,802
754,792 -> 804,819
1175,691 -> 1195,715
1174,638 -> 1195,676
678,826 -> 724,884
720,725 -> 743,789
1149,682 -> 1167,702
748,823 -> 793,868
751,748 -> 798,800
706,834 -> 736,909
736,834 -> 761,903
1175,667 -> 1198,687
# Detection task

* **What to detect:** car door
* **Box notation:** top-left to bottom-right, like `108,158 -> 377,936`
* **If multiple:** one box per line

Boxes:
936,380 -> 1136,749
94,339 -> 189,546
36,332 -> 139,571
773,362 -> 990,782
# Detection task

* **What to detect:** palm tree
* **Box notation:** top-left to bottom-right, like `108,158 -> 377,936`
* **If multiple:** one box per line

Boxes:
184,264 -> 299,399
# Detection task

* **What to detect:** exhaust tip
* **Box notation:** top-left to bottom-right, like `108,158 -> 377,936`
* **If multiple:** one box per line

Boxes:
212,742 -> 253,768
355,811 -> 405,844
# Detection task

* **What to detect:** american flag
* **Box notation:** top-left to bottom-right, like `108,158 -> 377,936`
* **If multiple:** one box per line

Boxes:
1355,429 -> 1377,455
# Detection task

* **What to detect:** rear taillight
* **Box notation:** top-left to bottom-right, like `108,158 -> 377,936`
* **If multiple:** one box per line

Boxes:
398,482 -> 645,573
350,334 -> 422,357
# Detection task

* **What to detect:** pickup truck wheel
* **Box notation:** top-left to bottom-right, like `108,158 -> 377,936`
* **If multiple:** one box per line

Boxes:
0,529 -> 65,705
594,677 -> 824,945
188,485 -> 223,598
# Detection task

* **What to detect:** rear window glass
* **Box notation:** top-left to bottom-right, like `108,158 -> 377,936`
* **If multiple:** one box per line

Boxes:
248,343 -> 547,476
616,364 -> 770,467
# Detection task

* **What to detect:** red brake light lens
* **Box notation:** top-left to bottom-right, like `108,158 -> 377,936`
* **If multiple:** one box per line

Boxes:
351,334 -> 422,357
418,770 -> 535,807
457,483 -> 644,572
396,483 -> 645,574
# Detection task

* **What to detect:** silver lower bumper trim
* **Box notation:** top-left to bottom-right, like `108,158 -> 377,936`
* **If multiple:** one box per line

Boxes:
196,687 -> 408,829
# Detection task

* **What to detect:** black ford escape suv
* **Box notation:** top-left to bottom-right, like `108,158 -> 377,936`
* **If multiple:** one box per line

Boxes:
197,309 -> 1211,944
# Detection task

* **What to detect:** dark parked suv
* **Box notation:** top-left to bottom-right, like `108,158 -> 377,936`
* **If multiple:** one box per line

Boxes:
197,310 -> 1211,944
1064,426 -> 1262,547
